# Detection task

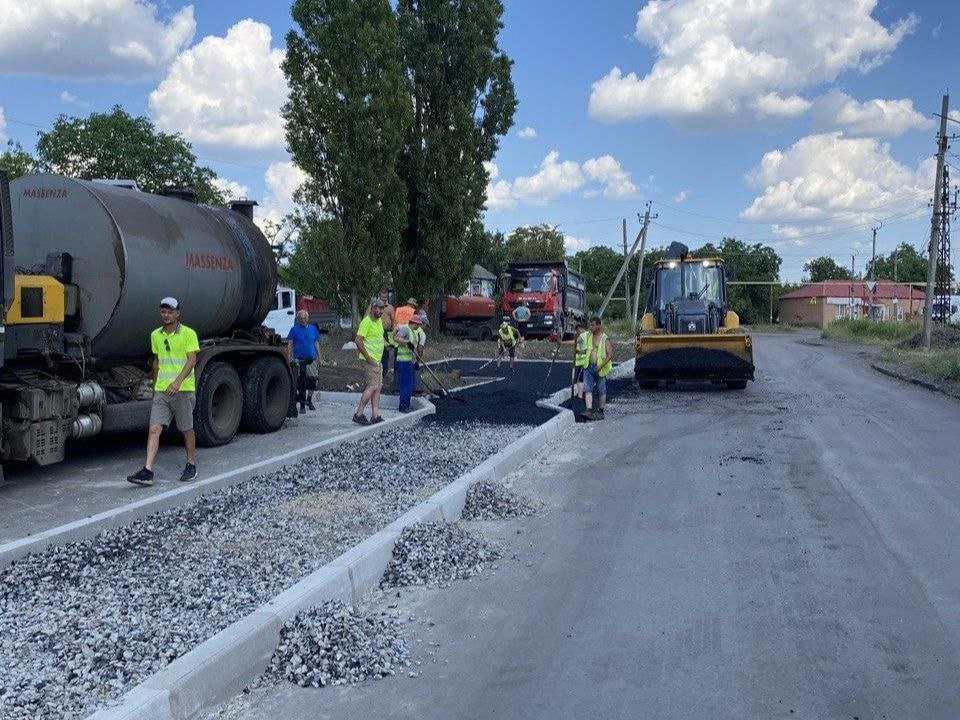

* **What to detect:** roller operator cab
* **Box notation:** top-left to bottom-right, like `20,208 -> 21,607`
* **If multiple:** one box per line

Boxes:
635,242 -> 754,390
0,173 -> 294,476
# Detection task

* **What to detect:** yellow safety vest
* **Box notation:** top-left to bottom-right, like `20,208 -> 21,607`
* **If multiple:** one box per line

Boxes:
584,332 -> 612,377
498,325 -> 518,345
151,324 -> 199,391
356,315 -> 385,362
575,331 -> 590,367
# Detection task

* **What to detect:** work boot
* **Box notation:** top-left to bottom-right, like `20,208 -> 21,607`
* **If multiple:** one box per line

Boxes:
596,408 -> 605,420
299,403 -> 306,413
370,416 -> 385,424
352,413 -> 369,426
126,467 -> 154,487
582,409 -> 595,421
179,463 -> 198,482
307,399 -> 316,411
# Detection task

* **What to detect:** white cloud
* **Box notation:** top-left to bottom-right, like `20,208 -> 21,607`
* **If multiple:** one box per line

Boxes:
752,93 -> 812,118
564,235 -> 591,253
0,0 -> 194,80
674,189 -> 690,203
741,132 -> 929,237
811,90 -> 933,137
0,106 -> 6,142
255,161 -> 307,230
485,151 -> 644,210
149,20 -> 287,155
59,91 -> 90,107
588,0 -> 917,127
582,155 -> 639,199
212,177 -> 250,201
518,126 -> 538,140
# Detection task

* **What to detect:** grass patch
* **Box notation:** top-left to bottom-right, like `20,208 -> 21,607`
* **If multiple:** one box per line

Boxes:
882,347 -> 960,383
822,319 -> 920,345
603,318 -> 638,340
744,323 -> 798,333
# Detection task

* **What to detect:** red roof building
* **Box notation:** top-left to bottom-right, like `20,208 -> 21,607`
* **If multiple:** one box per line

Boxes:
779,280 -> 925,327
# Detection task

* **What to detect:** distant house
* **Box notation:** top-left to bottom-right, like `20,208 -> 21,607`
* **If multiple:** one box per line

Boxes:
778,281 -> 925,328
466,264 -> 497,298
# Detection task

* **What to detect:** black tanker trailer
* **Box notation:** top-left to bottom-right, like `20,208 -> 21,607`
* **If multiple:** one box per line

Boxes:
0,172 -> 294,473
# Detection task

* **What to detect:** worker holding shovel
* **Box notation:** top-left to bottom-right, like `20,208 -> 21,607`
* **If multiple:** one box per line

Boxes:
582,315 -> 614,421
395,314 -> 426,413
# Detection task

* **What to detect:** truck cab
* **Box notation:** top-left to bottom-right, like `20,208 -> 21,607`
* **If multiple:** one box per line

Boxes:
501,262 -> 586,338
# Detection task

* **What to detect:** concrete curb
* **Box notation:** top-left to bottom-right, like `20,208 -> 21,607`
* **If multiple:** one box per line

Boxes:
87,397 -> 573,720
871,362 -> 960,401
0,397 -> 434,570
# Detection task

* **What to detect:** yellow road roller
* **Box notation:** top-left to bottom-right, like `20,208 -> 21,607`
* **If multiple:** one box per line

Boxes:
635,243 -> 754,389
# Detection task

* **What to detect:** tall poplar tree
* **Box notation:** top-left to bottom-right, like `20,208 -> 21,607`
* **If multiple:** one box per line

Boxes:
396,0 -> 517,315
283,0 -> 410,323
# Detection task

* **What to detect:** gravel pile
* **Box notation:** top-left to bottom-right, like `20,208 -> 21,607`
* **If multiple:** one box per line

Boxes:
381,522 -> 500,588
0,420 -> 529,720
462,480 -> 538,521
267,601 -> 408,687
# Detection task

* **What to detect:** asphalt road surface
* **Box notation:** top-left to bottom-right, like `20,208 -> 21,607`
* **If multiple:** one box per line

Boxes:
214,336 -> 960,720
215,333 -> 960,720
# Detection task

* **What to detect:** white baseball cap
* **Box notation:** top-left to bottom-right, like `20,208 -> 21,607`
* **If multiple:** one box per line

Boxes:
160,296 -> 180,309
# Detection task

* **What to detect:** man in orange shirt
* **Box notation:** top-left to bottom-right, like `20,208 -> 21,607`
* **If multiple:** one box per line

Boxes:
394,297 -> 418,327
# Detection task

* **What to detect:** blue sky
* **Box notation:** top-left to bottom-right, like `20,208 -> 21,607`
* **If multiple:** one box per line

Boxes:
0,0 -> 956,280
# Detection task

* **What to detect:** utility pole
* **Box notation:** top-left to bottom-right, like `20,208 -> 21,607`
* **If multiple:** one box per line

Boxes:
923,94 -> 950,350
869,223 -> 880,281
598,205 -> 656,318
631,203 -> 654,326
621,219 -> 631,320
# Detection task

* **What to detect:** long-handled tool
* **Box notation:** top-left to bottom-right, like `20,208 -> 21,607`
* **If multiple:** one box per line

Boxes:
417,345 -> 468,404
476,348 -> 504,372
537,338 -> 564,397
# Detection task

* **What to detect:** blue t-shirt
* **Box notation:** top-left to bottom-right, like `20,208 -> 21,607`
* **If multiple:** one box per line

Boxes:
287,323 -> 321,360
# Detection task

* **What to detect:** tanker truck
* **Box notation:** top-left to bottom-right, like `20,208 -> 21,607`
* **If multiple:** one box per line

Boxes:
0,172 -> 294,477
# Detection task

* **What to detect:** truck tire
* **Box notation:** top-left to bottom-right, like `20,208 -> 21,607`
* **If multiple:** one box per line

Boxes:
194,362 -> 243,447
242,355 -> 292,433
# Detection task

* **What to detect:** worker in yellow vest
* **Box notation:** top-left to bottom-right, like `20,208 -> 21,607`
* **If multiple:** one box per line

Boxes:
353,298 -> 386,425
573,320 -> 589,400
497,320 -> 520,371
583,315 -> 613,420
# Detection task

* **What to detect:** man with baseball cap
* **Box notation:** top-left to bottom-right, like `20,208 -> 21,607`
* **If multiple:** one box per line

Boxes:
126,296 -> 200,486
353,297 -> 386,425
394,297 -> 419,327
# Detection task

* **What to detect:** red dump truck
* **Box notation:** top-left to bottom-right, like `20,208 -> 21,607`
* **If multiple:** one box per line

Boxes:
501,261 -> 586,338
439,264 -> 498,340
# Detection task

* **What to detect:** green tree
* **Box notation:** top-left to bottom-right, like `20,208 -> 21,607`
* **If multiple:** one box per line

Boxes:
0,141 -> 37,179
396,0 -> 517,311
694,238 -> 782,324
504,224 -> 565,263
281,212 -> 352,313
35,106 -> 224,203
865,242 -> 932,283
283,0 -> 411,325
804,256 -> 852,282
462,220 -> 507,277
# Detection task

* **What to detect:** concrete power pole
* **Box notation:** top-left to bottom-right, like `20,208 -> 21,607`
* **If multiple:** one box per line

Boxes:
622,219 -> 631,319
597,206 -> 655,319
631,203 -> 654,326
922,94 -> 950,351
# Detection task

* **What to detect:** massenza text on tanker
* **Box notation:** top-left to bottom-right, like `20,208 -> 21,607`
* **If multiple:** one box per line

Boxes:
0,172 -> 296,476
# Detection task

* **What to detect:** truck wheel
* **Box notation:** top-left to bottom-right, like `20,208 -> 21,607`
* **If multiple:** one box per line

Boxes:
194,362 -> 243,447
242,356 -> 292,433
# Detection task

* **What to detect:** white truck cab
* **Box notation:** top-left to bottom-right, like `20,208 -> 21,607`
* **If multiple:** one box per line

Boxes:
264,286 -> 297,338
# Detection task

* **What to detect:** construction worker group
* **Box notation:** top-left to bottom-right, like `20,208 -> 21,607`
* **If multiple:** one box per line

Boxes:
353,291 -> 428,425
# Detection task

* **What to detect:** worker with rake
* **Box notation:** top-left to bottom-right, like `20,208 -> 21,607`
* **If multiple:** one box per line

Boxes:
496,320 -> 521,371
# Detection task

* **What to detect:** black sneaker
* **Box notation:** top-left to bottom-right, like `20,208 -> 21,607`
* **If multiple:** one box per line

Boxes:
596,409 -> 605,420
179,463 -> 198,482
399,406 -> 412,414
307,399 -> 316,411
352,413 -> 369,426
370,416 -> 385,424
582,409 -> 595,421
126,467 -> 154,487
299,403 -> 306,413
